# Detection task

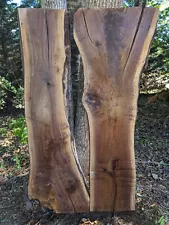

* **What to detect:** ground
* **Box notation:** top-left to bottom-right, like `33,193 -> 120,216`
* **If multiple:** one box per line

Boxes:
0,94 -> 169,225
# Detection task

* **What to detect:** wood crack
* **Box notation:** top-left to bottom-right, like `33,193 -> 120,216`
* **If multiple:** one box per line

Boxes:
68,194 -> 76,213
123,7 -> 145,73
82,9 -> 95,46
111,159 -> 119,213
45,10 -> 50,64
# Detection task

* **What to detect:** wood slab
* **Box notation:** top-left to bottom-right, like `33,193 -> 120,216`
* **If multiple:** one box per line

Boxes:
18,8 -> 89,213
74,7 -> 158,212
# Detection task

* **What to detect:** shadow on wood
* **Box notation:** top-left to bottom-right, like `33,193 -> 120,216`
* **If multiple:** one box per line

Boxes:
74,7 -> 158,212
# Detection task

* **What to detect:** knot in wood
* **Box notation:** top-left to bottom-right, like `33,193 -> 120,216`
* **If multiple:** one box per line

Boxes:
84,92 -> 101,110
65,179 -> 77,194
95,41 -> 102,47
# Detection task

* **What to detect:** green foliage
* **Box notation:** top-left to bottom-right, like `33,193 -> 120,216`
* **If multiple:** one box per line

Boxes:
0,116 -> 29,174
158,216 -> 166,225
10,116 -> 28,145
13,154 -> 21,170
147,1 -> 169,75
0,76 -> 24,109
0,127 -> 8,137
20,0 -> 41,8
0,1 -> 23,109
0,89 -> 7,109
12,86 -> 24,109
155,215 -> 166,225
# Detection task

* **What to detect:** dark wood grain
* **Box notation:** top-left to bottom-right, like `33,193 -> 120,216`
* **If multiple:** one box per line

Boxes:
18,8 -> 89,213
74,7 -> 158,212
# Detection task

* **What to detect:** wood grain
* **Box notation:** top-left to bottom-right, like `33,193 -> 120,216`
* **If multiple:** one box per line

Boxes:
18,8 -> 89,213
74,7 -> 158,212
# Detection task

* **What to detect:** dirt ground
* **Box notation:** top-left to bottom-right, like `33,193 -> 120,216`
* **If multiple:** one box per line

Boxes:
0,94 -> 169,225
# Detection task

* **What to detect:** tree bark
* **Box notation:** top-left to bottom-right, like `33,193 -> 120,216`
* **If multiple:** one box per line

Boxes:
41,0 -> 67,8
68,0 -> 123,8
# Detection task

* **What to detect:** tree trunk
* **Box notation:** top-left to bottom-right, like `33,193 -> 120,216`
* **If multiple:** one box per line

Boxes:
41,0 -> 67,8
68,0 -> 124,187
77,0 -> 123,7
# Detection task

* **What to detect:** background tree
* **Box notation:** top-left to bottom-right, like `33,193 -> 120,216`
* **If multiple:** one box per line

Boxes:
143,1 -> 169,92
0,1 -> 22,109
0,0 -> 40,110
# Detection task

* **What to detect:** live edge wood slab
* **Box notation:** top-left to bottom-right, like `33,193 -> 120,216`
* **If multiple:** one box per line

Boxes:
18,9 -> 89,213
74,7 -> 158,212
18,7 -> 158,214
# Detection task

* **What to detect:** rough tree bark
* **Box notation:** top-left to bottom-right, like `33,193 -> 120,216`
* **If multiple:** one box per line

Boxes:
41,0 -> 67,9
76,0 -> 123,8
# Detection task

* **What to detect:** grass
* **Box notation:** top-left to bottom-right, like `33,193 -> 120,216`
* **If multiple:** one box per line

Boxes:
0,115 -> 29,177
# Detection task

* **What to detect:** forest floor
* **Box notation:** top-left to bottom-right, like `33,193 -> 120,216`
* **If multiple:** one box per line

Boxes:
0,94 -> 169,225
